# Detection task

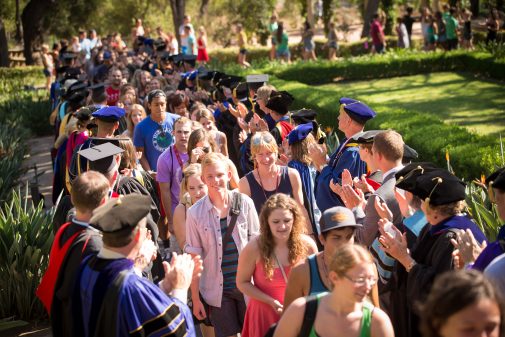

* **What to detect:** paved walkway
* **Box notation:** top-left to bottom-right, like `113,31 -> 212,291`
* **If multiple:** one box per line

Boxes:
21,136 -> 54,209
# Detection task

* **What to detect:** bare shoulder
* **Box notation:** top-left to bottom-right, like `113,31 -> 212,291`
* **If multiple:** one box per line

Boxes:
301,234 -> 319,255
370,305 -> 395,337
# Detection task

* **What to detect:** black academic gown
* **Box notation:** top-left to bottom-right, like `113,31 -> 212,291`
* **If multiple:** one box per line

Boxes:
51,221 -> 103,337
389,224 -> 457,337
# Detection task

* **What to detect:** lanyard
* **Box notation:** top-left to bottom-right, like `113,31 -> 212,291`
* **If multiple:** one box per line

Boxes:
173,146 -> 184,167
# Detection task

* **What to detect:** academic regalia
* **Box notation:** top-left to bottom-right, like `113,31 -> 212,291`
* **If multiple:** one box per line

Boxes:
53,139 -> 69,205
315,139 -> 367,212
46,220 -> 102,337
72,195 -> 195,337
116,175 -> 161,225
315,98 -> 377,212
73,256 -> 195,337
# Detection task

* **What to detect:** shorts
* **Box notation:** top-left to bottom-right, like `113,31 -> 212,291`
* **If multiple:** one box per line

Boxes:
43,68 -> 51,77
276,49 -> 290,58
374,43 -> 385,54
329,41 -> 338,49
208,288 -> 246,337
239,48 -> 247,55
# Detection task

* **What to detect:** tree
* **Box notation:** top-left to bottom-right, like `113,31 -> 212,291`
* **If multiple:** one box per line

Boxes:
169,0 -> 185,48
0,17 -> 9,67
381,0 -> 395,35
232,0 -> 276,45
21,0 -> 55,65
322,0 -> 334,34
361,0 -> 380,37
199,0 -> 210,19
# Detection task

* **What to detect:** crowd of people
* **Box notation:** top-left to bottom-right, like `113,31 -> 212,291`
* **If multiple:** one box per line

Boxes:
34,8 -> 505,337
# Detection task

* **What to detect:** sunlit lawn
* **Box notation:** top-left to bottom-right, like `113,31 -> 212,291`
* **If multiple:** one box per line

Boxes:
318,72 -> 505,136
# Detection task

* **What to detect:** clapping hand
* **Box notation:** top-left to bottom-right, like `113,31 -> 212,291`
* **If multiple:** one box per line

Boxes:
378,218 -> 408,261
374,196 -> 393,222
355,174 -> 375,194
451,229 -> 487,269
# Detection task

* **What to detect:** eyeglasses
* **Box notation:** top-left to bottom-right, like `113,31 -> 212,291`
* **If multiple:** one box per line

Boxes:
343,274 -> 379,287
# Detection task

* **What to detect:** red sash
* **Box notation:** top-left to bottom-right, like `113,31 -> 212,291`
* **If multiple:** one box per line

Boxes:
36,222 -> 81,314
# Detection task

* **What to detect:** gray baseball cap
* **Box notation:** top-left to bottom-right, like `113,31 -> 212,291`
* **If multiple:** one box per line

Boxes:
320,206 -> 362,233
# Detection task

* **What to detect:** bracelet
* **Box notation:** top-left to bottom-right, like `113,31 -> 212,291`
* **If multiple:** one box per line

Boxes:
406,259 -> 417,272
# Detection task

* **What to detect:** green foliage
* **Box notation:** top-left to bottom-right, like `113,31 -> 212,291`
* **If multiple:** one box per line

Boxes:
0,123 -> 29,204
465,182 -> 502,241
261,75 -> 502,180
0,187 -> 54,321
229,0 -> 276,45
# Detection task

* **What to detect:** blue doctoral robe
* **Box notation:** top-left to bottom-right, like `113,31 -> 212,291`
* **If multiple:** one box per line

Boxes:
315,138 -> 367,212
73,256 -> 195,337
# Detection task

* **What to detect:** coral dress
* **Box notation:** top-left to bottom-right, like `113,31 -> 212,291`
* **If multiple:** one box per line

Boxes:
242,261 -> 290,337
197,37 -> 209,62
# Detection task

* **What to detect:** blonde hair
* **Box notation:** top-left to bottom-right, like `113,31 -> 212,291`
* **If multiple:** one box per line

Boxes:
201,152 -> 227,172
180,163 -> 203,204
290,133 -> 316,165
195,108 -> 215,124
259,194 -> 308,280
126,104 -> 146,136
256,85 -> 276,102
329,244 -> 374,278
250,131 -> 278,160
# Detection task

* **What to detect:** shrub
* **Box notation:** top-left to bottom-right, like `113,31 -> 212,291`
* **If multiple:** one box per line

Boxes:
0,187 -> 54,321
266,76 -> 502,180
465,182 -> 502,241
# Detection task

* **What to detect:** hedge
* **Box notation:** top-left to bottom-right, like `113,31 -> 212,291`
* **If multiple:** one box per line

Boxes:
269,50 -> 505,84
267,76 -> 502,180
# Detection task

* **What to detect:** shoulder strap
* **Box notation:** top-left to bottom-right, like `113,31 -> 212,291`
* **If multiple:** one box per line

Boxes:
222,193 -> 242,255
274,253 -> 288,283
298,295 -> 320,337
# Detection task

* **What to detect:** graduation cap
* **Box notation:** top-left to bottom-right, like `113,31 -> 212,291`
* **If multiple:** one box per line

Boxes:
181,70 -> 198,81
66,81 -> 89,102
246,74 -> 269,91
288,122 -> 313,145
183,54 -> 197,68
74,106 -> 100,121
91,106 -> 125,122
90,194 -> 151,234
291,108 -> 317,125
62,53 -> 77,61
159,51 -> 171,62
487,167 -> 505,191
350,130 -> 382,144
211,72 -> 225,87
103,51 -> 112,60
410,169 -> 466,205
211,88 -> 226,102
266,90 -> 294,116
77,141 -> 124,174
198,68 -> 214,81
171,54 -> 184,67
64,67 -> 83,81
154,38 -> 167,51
395,162 -> 438,192
339,97 -> 376,125
217,75 -> 242,89
403,144 -> 418,162
232,82 -> 249,100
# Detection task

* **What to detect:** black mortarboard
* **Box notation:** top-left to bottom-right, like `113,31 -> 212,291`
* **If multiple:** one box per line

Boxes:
74,106 -> 100,121
351,130 -> 382,144
218,75 -> 242,89
266,90 -> 294,116
90,195 -> 151,234
66,81 -> 89,102
410,169 -> 466,205
154,38 -> 167,51
487,167 -> 505,191
198,68 -> 214,81
211,72 -> 225,87
403,144 -> 418,162
77,141 -> 124,174
211,89 -> 226,102
339,97 -> 376,124
89,83 -> 105,94
64,67 -> 83,81
395,162 -> 438,192
232,82 -> 249,100
172,54 -> 184,67
291,108 -> 317,124
62,52 -> 77,60
159,51 -> 171,62
246,74 -> 269,92
183,54 -> 197,67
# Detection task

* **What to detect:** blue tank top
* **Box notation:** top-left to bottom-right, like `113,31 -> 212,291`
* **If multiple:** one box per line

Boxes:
308,254 -> 329,295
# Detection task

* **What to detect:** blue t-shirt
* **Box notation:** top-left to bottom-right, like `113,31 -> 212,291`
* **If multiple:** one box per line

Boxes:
133,113 -> 179,171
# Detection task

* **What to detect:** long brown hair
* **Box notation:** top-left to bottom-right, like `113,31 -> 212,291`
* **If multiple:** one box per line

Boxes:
258,194 -> 307,280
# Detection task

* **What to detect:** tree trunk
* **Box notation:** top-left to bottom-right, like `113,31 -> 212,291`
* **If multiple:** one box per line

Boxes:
199,0 -> 210,20
15,0 -> 23,44
0,18 -> 10,67
21,0 -> 54,65
361,0 -> 380,37
307,0 -> 314,27
169,0 -> 186,51
322,0 -> 333,34
470,0 -> 479,17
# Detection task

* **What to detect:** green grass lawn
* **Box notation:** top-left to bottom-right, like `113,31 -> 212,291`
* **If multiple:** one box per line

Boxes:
318,72 -> 505,136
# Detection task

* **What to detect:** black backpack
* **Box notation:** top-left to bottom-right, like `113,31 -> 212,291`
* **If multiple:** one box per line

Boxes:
263,295 -> 319,337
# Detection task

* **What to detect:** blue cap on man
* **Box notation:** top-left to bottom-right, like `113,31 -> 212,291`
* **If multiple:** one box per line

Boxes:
91,106 -> 125,122
339,97 -> 376,124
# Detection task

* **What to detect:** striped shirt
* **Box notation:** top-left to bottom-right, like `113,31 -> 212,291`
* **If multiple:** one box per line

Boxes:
220,218 -> 239,290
